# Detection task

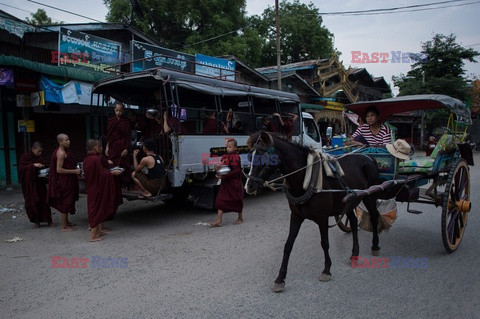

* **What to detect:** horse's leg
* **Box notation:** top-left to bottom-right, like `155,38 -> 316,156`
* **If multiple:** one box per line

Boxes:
318,215 -> 332,282
346,206 -> 359,260
272,212 -> 304,293
364,197 -> 380,255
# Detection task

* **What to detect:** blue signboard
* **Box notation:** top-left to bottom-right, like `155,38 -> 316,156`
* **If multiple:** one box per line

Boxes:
58,27 -> 122,73
195,54 -> 236,80
131,40 -> 195,73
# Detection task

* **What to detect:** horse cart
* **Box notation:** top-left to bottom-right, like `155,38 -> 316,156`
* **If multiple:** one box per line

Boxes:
335,94 -> 473,253
244,94 -> 472,292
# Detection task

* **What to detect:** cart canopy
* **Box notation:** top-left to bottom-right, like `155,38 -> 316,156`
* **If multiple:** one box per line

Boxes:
346,94 -> 471,125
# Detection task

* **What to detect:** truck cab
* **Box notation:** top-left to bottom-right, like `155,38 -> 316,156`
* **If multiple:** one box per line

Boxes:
300,112 -> 322,150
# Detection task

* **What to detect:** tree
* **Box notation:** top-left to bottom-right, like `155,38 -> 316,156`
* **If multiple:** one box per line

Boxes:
104,0 -> 335,67
254,0 -> 334,66
25,9 -> 62,26
104,0 -> 263,64
393,34 -> 479,134
393,34 -> 479,100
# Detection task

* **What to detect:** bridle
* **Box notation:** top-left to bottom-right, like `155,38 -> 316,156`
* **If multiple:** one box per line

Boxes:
246,134 -> 277,184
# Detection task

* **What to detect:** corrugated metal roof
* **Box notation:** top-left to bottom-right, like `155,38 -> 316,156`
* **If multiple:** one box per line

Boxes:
256,59 -> 329,74
0,55 -> 111,82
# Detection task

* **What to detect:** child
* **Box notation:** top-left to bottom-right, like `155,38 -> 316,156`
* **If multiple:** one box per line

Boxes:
210,139 -> 244,227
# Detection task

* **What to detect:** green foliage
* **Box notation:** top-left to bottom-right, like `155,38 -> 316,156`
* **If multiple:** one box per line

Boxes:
104,0 -> 335,67
393,34 -> 479,100
393,34 -> 479,128
25,9 -> 62,26
255,0 -> 334,66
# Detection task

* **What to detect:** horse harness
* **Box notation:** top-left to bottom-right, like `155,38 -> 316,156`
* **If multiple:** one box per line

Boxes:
248,135 -> 356,206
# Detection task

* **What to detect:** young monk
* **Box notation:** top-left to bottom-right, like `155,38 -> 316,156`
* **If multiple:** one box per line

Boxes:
210,139 -> 244,227
83,139 -> 123,242
105,101 -> 131,186
47,134 -> 81,232
18,142 -> 53,228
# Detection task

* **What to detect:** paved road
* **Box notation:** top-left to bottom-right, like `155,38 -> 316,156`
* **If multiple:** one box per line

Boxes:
1,156 -> 479,318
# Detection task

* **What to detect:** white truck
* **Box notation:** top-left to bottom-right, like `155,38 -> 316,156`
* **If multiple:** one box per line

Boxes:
93,68 -> 322,208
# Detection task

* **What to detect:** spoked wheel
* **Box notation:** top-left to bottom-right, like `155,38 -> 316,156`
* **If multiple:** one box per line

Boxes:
442,158 -> 471,253
335,210 -> 354,233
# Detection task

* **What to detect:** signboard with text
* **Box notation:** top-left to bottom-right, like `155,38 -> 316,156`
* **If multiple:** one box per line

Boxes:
195,54 -> 236,80
58,27 -> 122,73
131,40 -> 195,72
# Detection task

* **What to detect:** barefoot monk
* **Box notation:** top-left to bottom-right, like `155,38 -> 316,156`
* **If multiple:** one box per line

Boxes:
47,134 -> 81,232
18,142 -> 53,228
83,139 -> 123,242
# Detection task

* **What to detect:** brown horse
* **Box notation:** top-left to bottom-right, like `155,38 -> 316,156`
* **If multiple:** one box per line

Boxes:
245,131 -> 383,292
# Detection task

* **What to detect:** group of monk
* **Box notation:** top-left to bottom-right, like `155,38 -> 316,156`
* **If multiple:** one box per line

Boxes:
18,133 -> 123,242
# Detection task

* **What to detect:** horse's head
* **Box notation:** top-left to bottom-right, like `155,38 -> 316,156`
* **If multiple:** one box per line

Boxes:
245,131 -> 279,195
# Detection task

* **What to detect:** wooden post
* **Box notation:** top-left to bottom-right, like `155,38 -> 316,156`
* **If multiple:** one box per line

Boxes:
275,0 -> 281,91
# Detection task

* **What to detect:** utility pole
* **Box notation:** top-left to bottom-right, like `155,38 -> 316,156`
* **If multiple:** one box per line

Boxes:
275,0 -> 281,91
420,71 -> 425,150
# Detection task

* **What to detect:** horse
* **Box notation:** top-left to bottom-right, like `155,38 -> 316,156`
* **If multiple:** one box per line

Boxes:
245,131 -> 384,292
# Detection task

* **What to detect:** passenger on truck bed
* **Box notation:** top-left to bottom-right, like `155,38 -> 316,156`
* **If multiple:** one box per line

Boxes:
202,111 -> 228,134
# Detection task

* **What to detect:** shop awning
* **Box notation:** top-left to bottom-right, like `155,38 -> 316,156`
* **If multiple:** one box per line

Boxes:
0,55 -> 111,83
310,109 -> 344,122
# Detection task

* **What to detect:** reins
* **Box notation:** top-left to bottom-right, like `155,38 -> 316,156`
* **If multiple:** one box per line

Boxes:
253,144 -> 367,190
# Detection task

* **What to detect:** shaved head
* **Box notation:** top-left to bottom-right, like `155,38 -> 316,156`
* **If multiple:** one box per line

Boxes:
86,139 -> 101,151
57,133 -> 68,142
32,141 -> 43,150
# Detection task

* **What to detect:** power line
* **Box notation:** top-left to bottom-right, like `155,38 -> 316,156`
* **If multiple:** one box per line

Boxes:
0,2 -> 62,31
309,0 -> 468,15
336,0 -> 480,16
25,0 -> 104,23
0,2 -> 31,14
182,0 -> 478,49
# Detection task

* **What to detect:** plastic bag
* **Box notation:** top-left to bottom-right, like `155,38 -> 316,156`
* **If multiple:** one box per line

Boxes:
355,199 -> 397,233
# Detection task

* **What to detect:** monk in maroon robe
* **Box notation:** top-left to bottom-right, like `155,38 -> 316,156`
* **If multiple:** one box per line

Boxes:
83,139 -> 123,242
262,116 -> 278,133
105,102 -> 131,185
210,139 -> 244,227
202,112 -> 228,134
99,154 -> 123,216
277,112 -> 298,139
18,142 -> 52,227
163,111 -> 187,134
47,133 -> 81,232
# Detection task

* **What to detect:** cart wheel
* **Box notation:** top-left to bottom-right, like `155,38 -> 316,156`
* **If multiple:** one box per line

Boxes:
442,158 -> 470,253
335,211 -> 353,233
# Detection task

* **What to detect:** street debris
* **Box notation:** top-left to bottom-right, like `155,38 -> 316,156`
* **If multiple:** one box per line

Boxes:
194,222 -> 211,226
5,237 -> 24,243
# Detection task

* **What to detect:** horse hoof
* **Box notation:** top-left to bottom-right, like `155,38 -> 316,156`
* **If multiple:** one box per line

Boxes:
272,282 -> 285,293
371,249 -> 380,256
319,273 -> 332,282
349,256 -> 358,266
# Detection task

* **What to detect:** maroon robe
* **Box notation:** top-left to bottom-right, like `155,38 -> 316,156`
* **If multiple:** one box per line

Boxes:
106,116 -> 132,185
202,118 -> 226,134
18,152 -> 52,224
106,116 -> 131,169
47,148 -> 79,214
266,121 -> 278,133
167,116 -> 187,134
215,153 -> 244,212
83,153 -> 120,228
99,154 -> 123,212
280,117 -> 294,138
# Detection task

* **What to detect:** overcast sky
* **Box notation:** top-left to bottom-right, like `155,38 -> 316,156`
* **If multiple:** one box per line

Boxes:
3,0 -> 480,95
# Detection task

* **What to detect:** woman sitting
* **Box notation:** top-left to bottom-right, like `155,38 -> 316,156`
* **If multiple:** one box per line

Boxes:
348,106 -> 391,146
